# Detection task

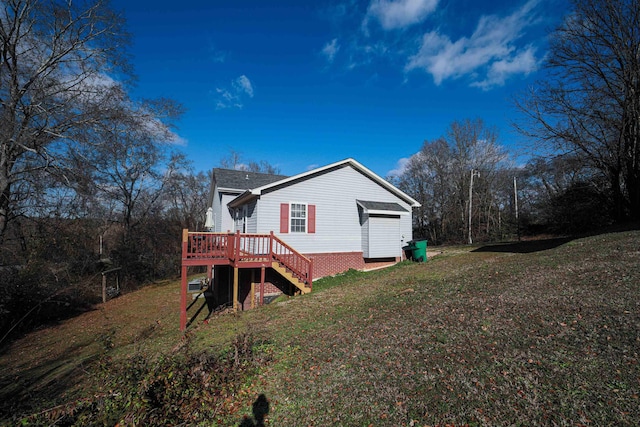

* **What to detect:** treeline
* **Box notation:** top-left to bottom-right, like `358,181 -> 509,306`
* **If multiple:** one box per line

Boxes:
389,119 -> 617,245
393,0 -> 640,244
0,0 -> 279,343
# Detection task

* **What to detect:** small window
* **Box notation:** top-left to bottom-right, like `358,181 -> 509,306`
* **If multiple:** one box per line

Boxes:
290,203 -> 307,233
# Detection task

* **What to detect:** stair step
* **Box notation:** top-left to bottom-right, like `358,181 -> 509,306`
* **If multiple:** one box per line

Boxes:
271,262 -> 311,294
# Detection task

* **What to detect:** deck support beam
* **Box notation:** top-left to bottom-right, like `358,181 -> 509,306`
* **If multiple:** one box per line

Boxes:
260,266 -> 266,306
180,265 -> 188,331
250,270 -> 256,309
251,283 -> 256,309
233,266 -> 239,311
180,229 -> 189,331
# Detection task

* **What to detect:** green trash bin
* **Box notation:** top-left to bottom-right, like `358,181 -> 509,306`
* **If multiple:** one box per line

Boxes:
411,239 -> 428,262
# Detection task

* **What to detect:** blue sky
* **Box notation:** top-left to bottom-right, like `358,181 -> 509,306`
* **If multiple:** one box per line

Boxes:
112,0 -> 568,178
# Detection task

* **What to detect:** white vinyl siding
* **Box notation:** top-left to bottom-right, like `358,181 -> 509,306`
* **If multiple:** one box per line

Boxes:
246,200 -> 258,233
220,193 -> 240,232
255,165 -> 413,254
211,188 -> 222,232
212,189 -> 241,232
359,207 -> 369,252
233,202 -> 258,233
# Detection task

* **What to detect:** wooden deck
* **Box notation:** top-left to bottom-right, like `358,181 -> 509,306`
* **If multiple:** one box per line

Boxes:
180,230 -> 313,330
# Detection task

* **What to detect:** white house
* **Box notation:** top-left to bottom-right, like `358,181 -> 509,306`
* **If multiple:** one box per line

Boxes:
208,158 -> 421,278
180,158 -> 421,328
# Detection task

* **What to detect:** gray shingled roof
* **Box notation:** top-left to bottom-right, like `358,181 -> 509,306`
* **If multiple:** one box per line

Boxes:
357,200 -> 409,212
213,168 -> 288,191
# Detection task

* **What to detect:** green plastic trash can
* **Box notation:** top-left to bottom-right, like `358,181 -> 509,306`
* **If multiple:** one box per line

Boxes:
411,239 -> 428,262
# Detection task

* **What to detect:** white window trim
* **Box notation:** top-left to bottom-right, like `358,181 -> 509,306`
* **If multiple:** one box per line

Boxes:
289,202 -> 308,234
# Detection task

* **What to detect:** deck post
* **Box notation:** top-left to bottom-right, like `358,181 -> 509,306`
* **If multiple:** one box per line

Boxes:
233,266 -> 239,311
180,229 -> 189,331
251,283 -> 256,309
260,266 -> 265,306
102,274 -> 107,304
235,230 -> 241,261
180,265 -> 188,330
251,269 -> 256,309
269,231 -> 274,258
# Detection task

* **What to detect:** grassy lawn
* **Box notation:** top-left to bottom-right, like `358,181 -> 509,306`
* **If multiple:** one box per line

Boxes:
1,230 -> 639,425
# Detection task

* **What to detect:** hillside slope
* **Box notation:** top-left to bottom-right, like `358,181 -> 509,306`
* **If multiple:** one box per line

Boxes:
1,230 -> 639,425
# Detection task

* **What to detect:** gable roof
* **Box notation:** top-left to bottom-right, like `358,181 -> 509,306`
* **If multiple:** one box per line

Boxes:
228,158 -> 421,208
212,168 -> 289,192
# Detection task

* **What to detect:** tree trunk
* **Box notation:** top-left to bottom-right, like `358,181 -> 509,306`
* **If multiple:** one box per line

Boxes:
0,166 -> 11,240
608,167 -> 626,222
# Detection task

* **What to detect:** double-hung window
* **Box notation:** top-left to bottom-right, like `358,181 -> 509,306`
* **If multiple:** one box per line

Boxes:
290,203 -> 307,233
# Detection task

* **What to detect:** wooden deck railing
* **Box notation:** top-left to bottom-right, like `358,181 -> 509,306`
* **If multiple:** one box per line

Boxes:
182,230 -> 313,288
183,232 -> 233,260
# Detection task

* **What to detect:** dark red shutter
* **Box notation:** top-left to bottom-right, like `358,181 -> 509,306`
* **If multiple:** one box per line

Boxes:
280,203 -> 289,233
308,204 -> 316,233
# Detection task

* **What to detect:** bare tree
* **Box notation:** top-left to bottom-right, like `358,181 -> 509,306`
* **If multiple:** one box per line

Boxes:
393,119 -> 509,244
219,150 -> 244,171
520,155 -> 608,232
164,160 -> 209,231
0,0 -> 130,239
219,150 -> 281,174
70,98 -> 182,242
516,0 -> 640,221
446,119 -> 508,242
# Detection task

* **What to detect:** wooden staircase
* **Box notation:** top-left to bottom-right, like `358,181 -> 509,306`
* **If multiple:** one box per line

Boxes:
180,230 -> 313,330
271,261 -> 312,294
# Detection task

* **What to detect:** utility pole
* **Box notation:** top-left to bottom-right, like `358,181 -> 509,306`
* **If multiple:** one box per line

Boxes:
468,169 -> 480,244
514,176 -> 520,241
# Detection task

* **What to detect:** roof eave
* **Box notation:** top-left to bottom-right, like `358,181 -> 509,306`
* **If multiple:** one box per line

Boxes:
228,190 -> 259,208
367,209 -> 411,216
217,187 -> 244,194
346,158 -> 421,208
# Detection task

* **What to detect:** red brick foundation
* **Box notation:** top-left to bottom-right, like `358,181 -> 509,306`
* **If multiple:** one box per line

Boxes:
306,252 -> 367,278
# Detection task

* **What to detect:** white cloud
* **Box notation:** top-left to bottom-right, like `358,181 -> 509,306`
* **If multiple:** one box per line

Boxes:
234,75 -> 254,97
322,38 -> 340,63
165,131 -> 188,146
405,0 -> 542,88
365,0 -> 439,31
387,156 -> 412,177
211,50 -> 227,63
472,46 -> 539,90
215,75 -> 254,109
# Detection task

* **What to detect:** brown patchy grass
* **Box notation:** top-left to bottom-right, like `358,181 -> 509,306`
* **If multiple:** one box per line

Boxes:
0,279 -> 184,417
1,230 -> 639,426
246,231 -> 640,426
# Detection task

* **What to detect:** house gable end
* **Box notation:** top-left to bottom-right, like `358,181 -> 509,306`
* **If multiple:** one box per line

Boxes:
246,159 -> 420,208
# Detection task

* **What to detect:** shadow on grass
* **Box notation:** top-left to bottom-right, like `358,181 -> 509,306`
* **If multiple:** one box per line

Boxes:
0,339 -> 101,420
238,394 -> 270,427
186,289 -> 230,329
472,237 -> 574,254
